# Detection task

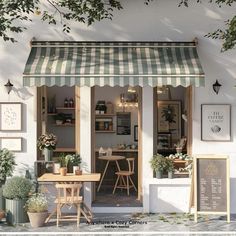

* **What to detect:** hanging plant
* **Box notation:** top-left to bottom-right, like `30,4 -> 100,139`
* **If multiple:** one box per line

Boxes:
161,105 -> 176,123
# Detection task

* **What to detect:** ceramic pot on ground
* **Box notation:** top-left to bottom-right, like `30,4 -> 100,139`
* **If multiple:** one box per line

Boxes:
168,171 -> 174,179
59,167 -> 67,176
5,198 -> 28,225
43,149 -> 53,162
27,211 -> 48,228
155,170 -> 162,179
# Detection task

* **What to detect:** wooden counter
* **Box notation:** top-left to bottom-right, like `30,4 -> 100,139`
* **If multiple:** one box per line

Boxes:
95,148 -> 138,153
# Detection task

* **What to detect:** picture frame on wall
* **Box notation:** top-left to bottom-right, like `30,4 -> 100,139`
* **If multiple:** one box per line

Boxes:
0,137 -> 22,152
0,103 -> 22,131
201,104 -> 231,141
134,125 -> 138,142
157,100 -> 181,145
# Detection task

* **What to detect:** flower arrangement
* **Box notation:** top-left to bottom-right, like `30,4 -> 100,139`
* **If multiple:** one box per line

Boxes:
25,193 -> 48,213
0,148 -> 16,184
37,133 -> 57,150
168,153 -> 191,160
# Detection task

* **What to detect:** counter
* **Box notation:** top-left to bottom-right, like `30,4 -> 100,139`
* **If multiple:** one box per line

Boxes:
95,148 -> 138,153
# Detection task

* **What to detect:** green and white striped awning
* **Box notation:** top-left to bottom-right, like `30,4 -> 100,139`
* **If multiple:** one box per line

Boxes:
23,41 -> 205,87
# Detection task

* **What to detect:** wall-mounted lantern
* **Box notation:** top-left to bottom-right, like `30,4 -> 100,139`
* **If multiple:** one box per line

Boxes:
212,80 -> 221,95
4,79 -> 14,94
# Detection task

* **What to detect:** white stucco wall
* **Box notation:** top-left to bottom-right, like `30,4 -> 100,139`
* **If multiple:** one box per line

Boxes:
0,0 -> 236,212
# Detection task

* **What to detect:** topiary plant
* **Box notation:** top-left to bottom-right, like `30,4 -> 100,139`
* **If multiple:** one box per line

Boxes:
0,148 -> 16,185
3,176 -> 33,200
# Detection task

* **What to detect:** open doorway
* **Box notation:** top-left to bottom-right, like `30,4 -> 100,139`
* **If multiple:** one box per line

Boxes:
91,86 -> 142,207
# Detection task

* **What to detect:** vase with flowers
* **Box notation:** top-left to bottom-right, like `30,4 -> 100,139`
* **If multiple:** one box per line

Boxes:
37,133 -> 57,161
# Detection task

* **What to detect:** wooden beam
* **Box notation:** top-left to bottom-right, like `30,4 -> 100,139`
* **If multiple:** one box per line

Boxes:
75,86 -> 80,154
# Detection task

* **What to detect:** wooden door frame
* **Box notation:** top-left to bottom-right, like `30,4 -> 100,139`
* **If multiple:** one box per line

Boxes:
91,86 -> 143,203
154,86 -> 193,155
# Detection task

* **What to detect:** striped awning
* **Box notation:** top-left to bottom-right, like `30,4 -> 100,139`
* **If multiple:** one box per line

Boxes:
23,41 -> 205,87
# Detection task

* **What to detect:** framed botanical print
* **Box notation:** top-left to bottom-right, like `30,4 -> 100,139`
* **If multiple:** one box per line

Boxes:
201,104 -> 231,141
0,137 -> 22,152
157,100 -> 181,146
0,103 -> 22,131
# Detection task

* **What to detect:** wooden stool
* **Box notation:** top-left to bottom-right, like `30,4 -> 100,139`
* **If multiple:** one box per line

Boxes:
112,158 -> 137,196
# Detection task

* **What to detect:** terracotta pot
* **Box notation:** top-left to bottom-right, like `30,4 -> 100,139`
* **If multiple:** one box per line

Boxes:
28,211 -> 48,228
59,167 -> 67,176
75,169 -> 82,175
176,148 -> 182,153
0,210 -> 5,221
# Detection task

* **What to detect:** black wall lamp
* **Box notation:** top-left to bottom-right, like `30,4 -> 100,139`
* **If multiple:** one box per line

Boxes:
213,80 -> 221,95
4,79 -> 14,94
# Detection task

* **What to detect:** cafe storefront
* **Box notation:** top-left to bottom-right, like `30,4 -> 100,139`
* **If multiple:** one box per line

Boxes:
23,40 -> 205,213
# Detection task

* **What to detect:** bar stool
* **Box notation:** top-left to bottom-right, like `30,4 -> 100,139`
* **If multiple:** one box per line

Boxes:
112,158 -> 137,196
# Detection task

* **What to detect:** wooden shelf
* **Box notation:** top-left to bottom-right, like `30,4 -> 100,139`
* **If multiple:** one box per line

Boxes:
53,123 -> 75,127
56,107 -> 75,110
95,113 -> 115,117
54,148 -> 76,153
95,130 -> 115,133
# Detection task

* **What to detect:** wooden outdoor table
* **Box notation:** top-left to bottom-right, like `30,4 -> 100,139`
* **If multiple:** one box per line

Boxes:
97,155 -> 125,192
37,173 -> 101,223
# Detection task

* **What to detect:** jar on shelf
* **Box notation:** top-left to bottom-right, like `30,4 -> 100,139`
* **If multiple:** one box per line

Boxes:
64,98 -> 68,107
69,98 -> 74,108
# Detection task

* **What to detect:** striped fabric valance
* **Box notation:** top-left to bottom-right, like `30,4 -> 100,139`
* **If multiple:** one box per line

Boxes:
23,41 -> 205,87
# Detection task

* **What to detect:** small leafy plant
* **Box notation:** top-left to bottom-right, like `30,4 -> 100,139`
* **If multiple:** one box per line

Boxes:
69,154 -> 82,167
166,158 -> 174,172
3,176 -> 33,200
59,153 -> 71,167
25,193 -> 48,213
0,148 -> 16,184
150,154 -> 168,172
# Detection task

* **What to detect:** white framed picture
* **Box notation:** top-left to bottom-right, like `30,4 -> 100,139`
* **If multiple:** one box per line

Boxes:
0,137 -> 22,152
0,103 -> 22,131
201,104 -> 231,141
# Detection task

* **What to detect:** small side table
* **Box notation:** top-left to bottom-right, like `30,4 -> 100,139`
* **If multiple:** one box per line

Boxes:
97,155 -> 125,192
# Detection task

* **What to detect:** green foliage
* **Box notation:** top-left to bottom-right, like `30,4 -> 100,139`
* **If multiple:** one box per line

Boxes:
59,153 -> 71,167
166,158 -> 174,172
25,193 -> 48,213
54,113 -> 66,121
177,0 -> 236,51
0,148 -> 16,183
3,176 -> 33,200
150,154 -> 168,172
69,154 -> 82,166
0,0 -> 122,42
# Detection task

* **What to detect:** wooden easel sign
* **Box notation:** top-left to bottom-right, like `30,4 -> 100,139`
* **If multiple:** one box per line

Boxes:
194,155 -> 230,223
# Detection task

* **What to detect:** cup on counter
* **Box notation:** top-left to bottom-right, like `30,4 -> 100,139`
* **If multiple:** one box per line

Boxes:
53,163 -> 61,174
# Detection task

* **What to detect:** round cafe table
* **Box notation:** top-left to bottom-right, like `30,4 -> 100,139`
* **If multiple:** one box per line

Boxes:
97,155 -> 125,192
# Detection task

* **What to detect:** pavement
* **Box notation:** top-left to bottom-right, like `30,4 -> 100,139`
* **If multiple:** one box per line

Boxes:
1,213 -> 236,235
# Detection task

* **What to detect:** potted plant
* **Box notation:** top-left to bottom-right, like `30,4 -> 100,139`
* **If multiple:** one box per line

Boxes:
150,154 -> 167,179
166,158 -> 175,179
3,176 -> 33,225
37,133 -> 57,161
0,148 -> 16,210
25,193 -> 48,228
59,154 -> 71,176
69,154 -> 82,175
54,113 -> 65,125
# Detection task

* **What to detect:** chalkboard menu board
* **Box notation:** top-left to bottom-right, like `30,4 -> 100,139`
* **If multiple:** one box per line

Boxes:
194,155 -> 230,222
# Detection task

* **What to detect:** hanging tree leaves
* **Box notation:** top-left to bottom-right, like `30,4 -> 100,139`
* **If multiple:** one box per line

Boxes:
0,0 -> 235,51
0,0 -> 122,42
